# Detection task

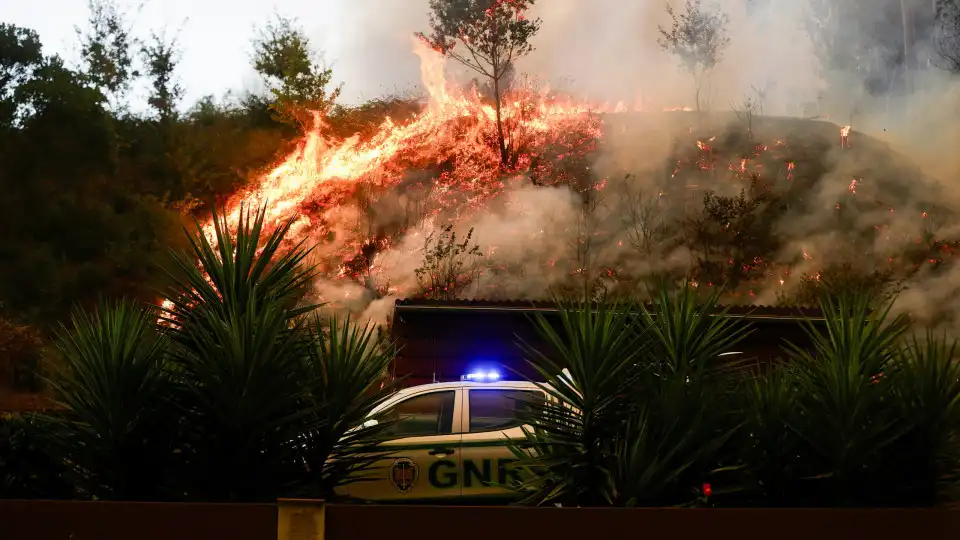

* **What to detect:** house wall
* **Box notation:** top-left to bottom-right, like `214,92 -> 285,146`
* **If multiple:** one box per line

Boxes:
390,306 -> 821,386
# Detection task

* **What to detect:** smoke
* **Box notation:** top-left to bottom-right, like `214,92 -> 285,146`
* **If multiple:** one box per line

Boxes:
298,0 -> 960,332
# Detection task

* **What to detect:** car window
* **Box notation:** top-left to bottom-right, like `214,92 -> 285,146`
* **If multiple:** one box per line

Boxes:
381,390 -> 456,438
469,389 -> 543,433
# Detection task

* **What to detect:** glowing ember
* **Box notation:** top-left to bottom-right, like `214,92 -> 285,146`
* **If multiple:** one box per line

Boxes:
840,125 -> 851,148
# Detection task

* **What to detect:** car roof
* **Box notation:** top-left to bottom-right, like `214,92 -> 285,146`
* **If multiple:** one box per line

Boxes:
391,380 -> 541,396
367,379 -> 551,417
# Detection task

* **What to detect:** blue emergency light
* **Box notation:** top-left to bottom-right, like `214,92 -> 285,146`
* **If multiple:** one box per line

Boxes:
462,370 -> 501,382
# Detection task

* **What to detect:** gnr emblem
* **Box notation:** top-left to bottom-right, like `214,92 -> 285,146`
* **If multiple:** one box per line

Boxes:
390,457 -> 418,494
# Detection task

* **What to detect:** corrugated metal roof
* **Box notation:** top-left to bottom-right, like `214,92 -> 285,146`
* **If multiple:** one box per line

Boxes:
394,298 -> 825,320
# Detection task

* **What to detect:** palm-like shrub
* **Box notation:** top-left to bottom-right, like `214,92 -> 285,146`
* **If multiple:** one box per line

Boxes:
41,299 -> 174,500
885,332 -> 960,505
618,284 -> 750,506
161,204 -> 319,501
736,361 -> 806,506
784,293 -> 911,506
512,283 -> 750,507
513,298 -> 647,506
294,315 -> 400,499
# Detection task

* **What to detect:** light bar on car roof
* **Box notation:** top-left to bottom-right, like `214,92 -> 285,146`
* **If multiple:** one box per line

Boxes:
462,370 -> 501,382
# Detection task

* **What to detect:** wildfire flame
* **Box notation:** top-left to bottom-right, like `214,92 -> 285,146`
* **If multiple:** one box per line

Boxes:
194,40 -> 690,302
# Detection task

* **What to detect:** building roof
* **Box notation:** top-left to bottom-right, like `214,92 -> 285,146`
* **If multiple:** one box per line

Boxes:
394,298 -> 825,321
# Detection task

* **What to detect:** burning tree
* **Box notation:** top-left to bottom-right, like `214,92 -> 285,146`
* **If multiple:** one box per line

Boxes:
252,14 -> 342,127
416,0 -> 542,169
657,0 -> 730,113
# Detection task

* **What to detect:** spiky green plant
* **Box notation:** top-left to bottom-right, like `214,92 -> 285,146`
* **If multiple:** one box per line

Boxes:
784,292 -> 911,506
885,331 -> 960,506
511,297 -> 647,507
619,282 -> 750,506
735,360 -> 808,506
161,204 -> 320,501
510,283 -> 749,507
294,314 -> 401,500
636,282 -> 753,381
41,299 -> 174,500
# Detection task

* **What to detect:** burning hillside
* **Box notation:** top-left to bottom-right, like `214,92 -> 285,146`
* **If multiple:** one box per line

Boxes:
202,41 -> 960,326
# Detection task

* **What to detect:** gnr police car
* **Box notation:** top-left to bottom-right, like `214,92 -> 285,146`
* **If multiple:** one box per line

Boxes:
337,370 -> 544,503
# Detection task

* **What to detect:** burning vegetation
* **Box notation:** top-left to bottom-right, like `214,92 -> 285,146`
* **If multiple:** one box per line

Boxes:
7,0 -> 960,338
202,38 -> 959,328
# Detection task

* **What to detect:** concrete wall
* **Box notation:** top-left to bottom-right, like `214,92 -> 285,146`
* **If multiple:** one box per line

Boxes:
2,500 -> 959,540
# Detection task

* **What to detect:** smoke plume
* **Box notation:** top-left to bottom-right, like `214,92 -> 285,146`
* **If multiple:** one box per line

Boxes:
293,0 -> 960,330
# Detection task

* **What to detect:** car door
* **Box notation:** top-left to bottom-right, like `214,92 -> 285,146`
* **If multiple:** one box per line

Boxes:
342,388 -> 463,502
459,387 -> 544,501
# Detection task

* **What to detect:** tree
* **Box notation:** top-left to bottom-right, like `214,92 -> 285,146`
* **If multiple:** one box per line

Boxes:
0,24 -> 43,129
140,32 -> 183,124
0,29 -> 183,325
417,0 -> 541,169
251,14 -> 342,128
76,0 -> 137,110
657,0 -> 730,113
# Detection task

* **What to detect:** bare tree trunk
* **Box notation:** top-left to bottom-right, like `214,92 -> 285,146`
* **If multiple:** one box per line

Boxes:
493,75 -> 508,169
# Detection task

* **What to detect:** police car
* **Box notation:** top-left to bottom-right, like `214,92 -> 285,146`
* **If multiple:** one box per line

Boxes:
337,370 -> 544,503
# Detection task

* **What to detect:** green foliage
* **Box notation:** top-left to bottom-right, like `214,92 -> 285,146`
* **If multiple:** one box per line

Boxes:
736,361 -> 805,506
414,225 -> 483,300
0,203 -> 403,502
161,205 -> 319,501
0,20 -> 187,326
252,14 -> 342,127
512,297 -> 647,506
41,299 -> 174,500
512,283 -> 749,507
76,0 -> 136,107
295,315 -> 400,499
140,32 -> 183,123
513,285 -> 960,508
781,293 -> 910,505
884,332 -> 960,505
0,23 -> 43,128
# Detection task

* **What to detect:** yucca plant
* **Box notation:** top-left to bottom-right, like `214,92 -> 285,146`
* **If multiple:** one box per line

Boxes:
620,282 -> 751,506
161,204 -> 320,501
40,299 -> 174,500
785,292 -> 911,506
636,282 -> 753,382
735,360 -> 808,506
884,331 -> 960,506
294,314 -> 401,500
511,297 -> 647,507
